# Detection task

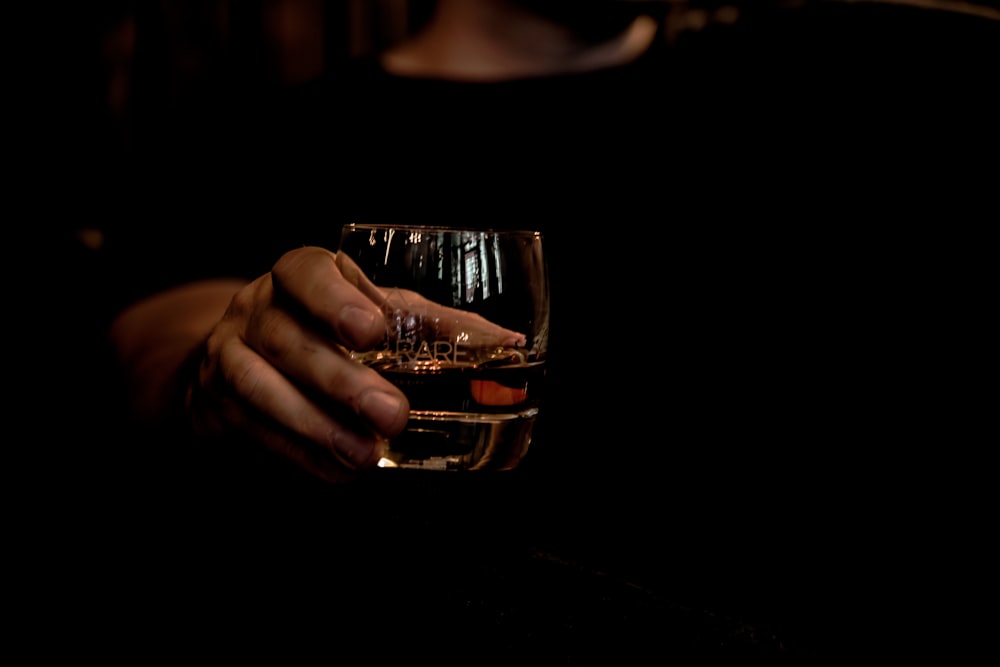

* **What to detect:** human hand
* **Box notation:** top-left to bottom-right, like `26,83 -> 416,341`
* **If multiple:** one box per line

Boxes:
186,246 -> 410,482
336,252 -> 527,351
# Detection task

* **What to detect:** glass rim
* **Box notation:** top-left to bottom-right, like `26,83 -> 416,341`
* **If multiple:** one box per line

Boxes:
343,223 -> 542,238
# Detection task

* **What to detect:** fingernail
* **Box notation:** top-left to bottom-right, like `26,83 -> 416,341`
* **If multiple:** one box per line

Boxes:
340,305 -> 381,348
358,390 -> 408,435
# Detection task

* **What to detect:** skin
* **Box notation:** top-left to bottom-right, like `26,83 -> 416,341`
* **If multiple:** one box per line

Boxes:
382,0 -> 664,81
108,0 -> 669,483
110,248 -> 409,483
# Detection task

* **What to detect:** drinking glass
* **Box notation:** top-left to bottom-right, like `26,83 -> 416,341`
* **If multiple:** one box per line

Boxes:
336,224 -> 549,471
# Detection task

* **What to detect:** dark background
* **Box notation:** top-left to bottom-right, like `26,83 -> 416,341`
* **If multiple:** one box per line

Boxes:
14,2 -> 997,664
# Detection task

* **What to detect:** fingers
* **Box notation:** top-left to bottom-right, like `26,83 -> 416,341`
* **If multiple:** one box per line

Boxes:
224,345 -> 386,471
276,247 -> 528,351
189,373 -> 375,484
189,251 -> 413,478
194,323 -> 391,472
385,288 -> 528,348
189,244 -> 532,483
270,246 -> 386,350
195,396 -> 378,485
233,273 -> 410,439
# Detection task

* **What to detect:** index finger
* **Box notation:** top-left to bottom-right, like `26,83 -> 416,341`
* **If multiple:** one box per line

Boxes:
269,246 -> 385,350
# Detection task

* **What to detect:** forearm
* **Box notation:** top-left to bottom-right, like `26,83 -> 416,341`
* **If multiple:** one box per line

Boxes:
108,278 -> 248,426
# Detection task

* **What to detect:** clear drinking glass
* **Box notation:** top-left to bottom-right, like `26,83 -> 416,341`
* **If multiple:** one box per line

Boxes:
336,224 -> 549,471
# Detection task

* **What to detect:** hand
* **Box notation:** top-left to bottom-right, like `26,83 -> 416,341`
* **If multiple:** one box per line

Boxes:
336,252 -> 527,349
187,246 -> 410,482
